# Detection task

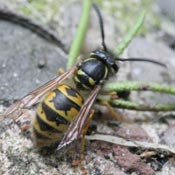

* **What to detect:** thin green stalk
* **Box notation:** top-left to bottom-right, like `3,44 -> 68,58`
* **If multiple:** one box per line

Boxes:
100,81 -> 175,111
109,99 -> 175,111
103,81 -> 175,94
113,11 -> 145,57
66,0 -> 92,70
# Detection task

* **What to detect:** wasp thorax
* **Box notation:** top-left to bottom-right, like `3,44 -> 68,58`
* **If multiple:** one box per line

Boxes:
73,50 -> 118,90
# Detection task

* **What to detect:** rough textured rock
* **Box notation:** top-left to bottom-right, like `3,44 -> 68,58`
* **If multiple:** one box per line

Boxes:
0,0 -> 175,175
0,20 -> 67,101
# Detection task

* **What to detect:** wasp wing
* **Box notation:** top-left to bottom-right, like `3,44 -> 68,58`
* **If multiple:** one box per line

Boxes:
57,85 -> 101,151
0,67 -> 77,121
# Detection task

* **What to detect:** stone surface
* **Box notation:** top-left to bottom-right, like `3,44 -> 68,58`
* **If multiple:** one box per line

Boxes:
0,20 -> 67,101
161,124 -> 175,147
127,37 -> 175,105
0,0 -> 175,175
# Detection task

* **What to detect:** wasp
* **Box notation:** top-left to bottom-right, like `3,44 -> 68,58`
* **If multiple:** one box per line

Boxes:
0,4 -> 166,151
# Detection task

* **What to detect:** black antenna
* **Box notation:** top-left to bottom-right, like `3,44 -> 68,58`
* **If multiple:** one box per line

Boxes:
93,4 -> 166,68
93,3 -> 108,52
116,57 -> 167,68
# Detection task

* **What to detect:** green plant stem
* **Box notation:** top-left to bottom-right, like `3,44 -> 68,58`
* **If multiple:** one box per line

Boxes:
113,11 -> 145,57
103,81 -> 175,94
66,0 -> 92,70
109,99 -> 175,111
100,81 -> 175,111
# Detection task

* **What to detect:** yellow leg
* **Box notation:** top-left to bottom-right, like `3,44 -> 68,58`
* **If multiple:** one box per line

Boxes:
79,110 -> 94,175
100,101 -> 125,123
57,68 -> 64,75
109,91 -> 119,100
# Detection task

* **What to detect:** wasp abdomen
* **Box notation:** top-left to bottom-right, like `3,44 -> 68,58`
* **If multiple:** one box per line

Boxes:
32,84 -> 84,147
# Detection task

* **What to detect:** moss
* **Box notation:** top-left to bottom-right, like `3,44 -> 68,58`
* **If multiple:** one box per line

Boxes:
14,0 -> 161,36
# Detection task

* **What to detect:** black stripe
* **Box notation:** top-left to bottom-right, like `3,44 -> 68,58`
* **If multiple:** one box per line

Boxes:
36,114 -> 63,133
65,85 -> 82,98
76,73 -> 94,88
33,127 -> 50,140
51,89 -> 81,112
42,102 -> 70,125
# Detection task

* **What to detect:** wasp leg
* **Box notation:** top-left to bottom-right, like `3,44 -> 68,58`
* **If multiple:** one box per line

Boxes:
100,100 -> 125,123
70,109 -> 94,175
57,68 -> 64,75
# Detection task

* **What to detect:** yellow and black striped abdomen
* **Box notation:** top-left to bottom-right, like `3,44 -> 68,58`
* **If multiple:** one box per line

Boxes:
32,84 -> 84,147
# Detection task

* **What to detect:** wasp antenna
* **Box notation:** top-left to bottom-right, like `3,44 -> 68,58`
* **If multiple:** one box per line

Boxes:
116,57 -> 167,68
92,3 -> 108,52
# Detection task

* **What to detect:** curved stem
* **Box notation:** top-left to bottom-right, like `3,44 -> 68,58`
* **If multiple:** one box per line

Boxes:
113,11 -> 145,57
66,0 -> 92,70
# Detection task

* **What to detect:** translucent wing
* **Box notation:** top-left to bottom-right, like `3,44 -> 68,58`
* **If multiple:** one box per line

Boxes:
57,85 -> 101,151
0,67 -> 77,121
